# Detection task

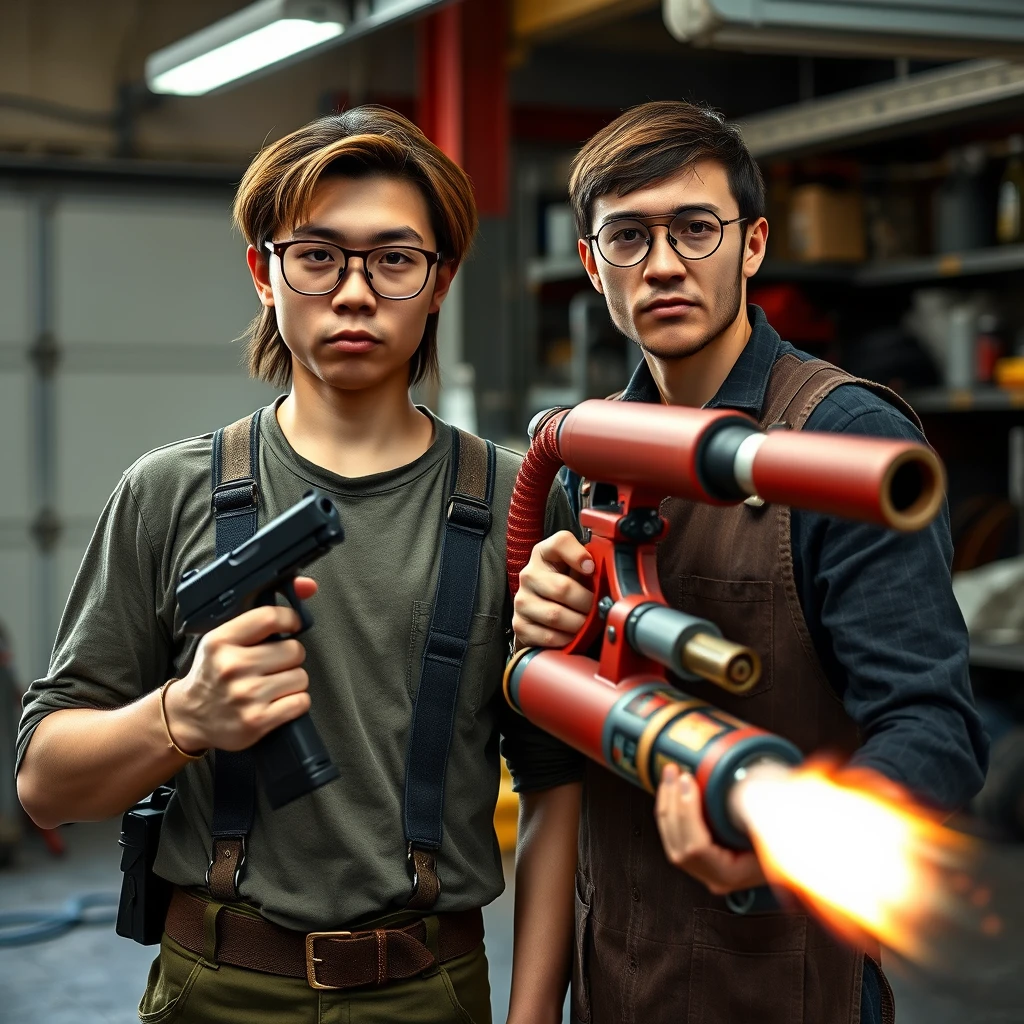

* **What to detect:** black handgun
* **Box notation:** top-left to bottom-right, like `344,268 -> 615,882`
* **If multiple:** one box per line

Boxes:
177,489 -> 344,809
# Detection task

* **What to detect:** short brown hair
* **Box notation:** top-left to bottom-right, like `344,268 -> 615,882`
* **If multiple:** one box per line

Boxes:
233,105 -> 478,387
568,100 -> 765,239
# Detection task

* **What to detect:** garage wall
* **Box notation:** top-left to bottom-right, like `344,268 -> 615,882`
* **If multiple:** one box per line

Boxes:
0,178 -> 276,684
0,192 -> 36,688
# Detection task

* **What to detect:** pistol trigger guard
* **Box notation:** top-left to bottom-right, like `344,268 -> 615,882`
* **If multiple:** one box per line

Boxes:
281,579 -> 314,634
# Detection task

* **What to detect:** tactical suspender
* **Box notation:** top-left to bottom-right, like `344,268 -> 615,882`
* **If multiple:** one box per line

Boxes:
207,412 -> 261,900
207,413 -> 494,910
404,429 -> 495,909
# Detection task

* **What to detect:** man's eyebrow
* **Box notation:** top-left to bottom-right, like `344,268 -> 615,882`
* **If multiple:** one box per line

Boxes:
290,223 -> 426,246
597,202 -> 724,228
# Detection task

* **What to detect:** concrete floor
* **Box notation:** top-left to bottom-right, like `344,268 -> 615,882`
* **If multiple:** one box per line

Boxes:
1,819 -> 1022,1024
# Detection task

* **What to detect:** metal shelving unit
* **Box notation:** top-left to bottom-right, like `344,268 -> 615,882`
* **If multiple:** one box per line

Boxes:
904,387 -> 1024,414
855,244 -> 1024,286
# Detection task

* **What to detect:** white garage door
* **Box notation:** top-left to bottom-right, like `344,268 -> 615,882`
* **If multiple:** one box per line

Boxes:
0,193 -> 35,686
0,178 -> 277,683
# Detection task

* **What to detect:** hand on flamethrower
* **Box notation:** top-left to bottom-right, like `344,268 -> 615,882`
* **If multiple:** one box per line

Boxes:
506,399 -> 972,956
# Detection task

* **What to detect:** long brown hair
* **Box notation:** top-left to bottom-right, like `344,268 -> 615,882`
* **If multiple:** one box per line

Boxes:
233,105 -> 478,387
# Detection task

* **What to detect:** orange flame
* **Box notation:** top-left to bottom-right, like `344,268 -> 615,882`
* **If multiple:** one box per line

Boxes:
732,762 -> 976,961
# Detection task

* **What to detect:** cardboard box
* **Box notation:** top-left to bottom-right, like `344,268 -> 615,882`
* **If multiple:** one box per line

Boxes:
788,185 -> 866,263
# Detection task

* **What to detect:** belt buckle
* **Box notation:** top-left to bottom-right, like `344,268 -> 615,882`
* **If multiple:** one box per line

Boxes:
305,930 -> 352,990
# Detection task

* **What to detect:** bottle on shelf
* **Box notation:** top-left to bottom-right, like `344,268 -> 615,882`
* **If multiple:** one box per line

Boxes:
996,135 -> 1024,246
935,145 -> 990,254
976,312 -> 1006,384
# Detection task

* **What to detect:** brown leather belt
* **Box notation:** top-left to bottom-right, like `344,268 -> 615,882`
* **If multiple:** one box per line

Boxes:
165,888 -> 484,991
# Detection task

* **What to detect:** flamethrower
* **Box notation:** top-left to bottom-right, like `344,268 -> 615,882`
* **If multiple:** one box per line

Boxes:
505,399 -> 945,850
503,400 -> 1012,965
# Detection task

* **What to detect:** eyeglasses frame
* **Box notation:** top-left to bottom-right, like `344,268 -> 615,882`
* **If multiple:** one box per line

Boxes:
263,239 -> 443,300
586,207 -> 749,269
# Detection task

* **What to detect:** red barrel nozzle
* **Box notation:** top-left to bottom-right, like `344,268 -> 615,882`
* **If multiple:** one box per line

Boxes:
750,431 -> 945,532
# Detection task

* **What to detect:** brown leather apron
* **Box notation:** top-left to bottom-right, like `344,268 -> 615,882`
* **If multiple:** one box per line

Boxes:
573,354 -> 916,1024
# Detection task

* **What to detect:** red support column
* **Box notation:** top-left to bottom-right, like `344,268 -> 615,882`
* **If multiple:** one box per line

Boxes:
417,0 -> 509,217
417,4 -> 464,164
462,0 -> 509,216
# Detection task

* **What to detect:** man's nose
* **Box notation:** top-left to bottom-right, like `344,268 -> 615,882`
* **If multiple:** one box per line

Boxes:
643,226 -> 687,284
332,258 -> 376,310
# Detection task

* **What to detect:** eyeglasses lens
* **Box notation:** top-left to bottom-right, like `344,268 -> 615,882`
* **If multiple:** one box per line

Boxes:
282,242 -> 431,298
596,212 -> 724,267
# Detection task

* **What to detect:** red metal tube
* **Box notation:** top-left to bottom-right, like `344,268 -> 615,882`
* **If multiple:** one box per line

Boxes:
504,648 -> 620,761
750,431 -> 945,532
558,399 -> 755,503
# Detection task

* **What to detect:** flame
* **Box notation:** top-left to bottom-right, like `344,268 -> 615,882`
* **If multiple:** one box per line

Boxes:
732,763 -> 976,961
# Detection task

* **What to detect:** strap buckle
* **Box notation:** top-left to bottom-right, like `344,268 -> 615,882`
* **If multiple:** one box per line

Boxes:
206,835 -> 246,894
211,478 -> 258,514
407,841 -> 421,895
305,930 -> 353,990
446,494 -> 491,535
407,842 -> 442,903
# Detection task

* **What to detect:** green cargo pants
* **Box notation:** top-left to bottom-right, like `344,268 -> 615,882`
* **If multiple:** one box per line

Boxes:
138,901 -> 492,1024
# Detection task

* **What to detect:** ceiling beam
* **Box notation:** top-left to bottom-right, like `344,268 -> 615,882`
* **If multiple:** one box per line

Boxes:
512,0 -> 656,44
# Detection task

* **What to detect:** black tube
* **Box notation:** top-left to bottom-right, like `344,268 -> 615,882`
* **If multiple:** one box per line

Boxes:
698,422 -> 760,500
625,602 -> 719,680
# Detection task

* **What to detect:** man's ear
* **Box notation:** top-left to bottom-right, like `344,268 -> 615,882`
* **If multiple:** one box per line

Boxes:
246,245 -> 275,308
578,238 -> 605,295
742,217 -> 769,281
427,260 -> 455,314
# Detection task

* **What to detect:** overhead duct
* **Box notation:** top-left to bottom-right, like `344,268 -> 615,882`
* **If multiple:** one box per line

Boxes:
739,58 -> 1024,159
663,0 -> 1024,60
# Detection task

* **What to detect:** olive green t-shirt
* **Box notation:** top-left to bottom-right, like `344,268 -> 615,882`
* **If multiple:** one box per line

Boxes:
17,402 -> 581,931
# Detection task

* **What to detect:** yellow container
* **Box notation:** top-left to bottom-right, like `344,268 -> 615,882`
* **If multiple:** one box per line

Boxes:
994,356 -> 1024,389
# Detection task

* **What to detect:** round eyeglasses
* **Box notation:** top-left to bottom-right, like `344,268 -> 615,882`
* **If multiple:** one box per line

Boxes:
587,208 -> 748,268
264,239 -> 442,300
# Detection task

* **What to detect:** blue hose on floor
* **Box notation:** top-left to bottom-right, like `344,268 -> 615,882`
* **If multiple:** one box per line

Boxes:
0,892 -> 119,946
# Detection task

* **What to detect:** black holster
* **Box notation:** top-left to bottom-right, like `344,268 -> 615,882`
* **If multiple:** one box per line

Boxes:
115,785 -> 174,945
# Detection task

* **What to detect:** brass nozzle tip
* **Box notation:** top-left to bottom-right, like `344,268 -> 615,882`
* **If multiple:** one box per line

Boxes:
682,633 -> 762,694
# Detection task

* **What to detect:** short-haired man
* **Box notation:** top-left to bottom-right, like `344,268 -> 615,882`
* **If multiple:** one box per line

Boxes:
513,100 -> 987,1024
17,106 -> 581,1023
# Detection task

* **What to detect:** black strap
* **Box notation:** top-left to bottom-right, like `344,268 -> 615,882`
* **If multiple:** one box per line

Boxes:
208,411 -> 261,899
403,428 -> 495,908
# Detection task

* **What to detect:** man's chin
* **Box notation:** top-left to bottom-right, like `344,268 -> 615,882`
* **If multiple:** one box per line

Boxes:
638,331 -> 713,361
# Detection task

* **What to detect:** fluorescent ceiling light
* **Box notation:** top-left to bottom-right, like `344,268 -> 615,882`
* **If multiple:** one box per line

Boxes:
151,20 -> 344,96
146,0 -> 348,97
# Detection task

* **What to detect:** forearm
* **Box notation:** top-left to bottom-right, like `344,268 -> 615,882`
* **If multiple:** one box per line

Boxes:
507,781 -> 581,1024
846,710 -> 986,810
17,693 -> 191,828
